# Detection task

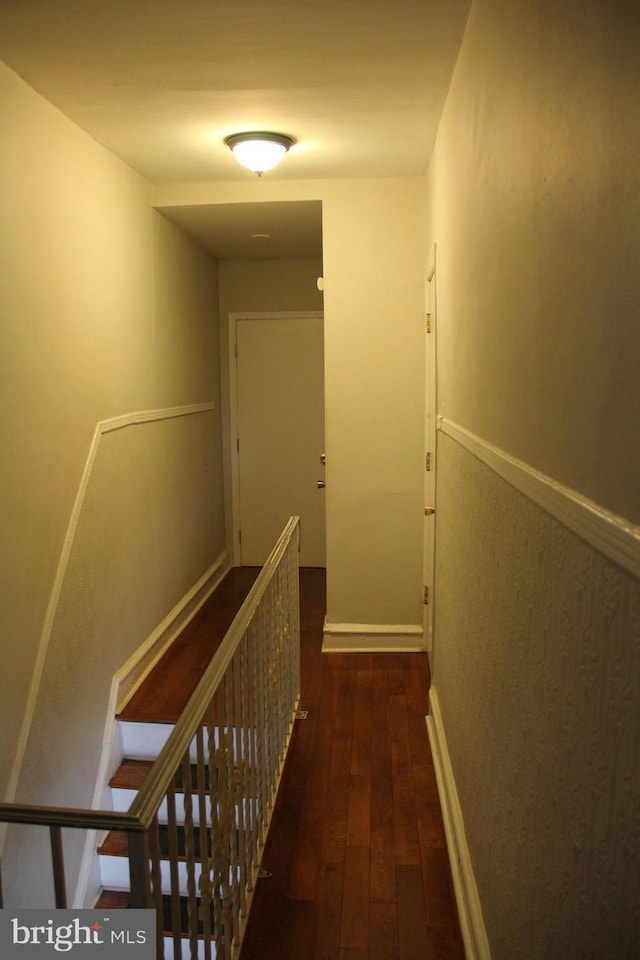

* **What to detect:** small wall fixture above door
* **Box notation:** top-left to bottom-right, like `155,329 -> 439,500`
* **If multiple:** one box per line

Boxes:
224,132 -> 296,176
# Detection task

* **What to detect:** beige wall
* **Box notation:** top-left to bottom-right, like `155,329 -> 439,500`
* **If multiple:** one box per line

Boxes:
0,63 -> 224,902
426,0 -> 640,955
158,180 -> 426,631
321,180 -> 425,626
218,259 -> 324,317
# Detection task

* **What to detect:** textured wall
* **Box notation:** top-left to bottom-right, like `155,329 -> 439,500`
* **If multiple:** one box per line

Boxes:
434,434 -> 640,958
425,0 -> 640,524
424,1 -> 640,953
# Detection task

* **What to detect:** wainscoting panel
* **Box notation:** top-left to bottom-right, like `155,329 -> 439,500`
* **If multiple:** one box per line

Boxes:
432,430 -> 640,960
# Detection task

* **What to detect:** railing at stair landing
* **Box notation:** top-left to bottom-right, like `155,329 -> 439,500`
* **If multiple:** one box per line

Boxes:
0,516 -> 302,960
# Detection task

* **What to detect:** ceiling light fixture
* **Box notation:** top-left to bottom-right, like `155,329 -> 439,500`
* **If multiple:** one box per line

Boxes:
224,131 -> 295,176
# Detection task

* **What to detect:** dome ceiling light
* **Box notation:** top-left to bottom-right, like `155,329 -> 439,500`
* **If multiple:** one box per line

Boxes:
224,131 -> 296,176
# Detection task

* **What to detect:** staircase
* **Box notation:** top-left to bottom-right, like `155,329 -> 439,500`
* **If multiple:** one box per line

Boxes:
96,720 -> 221,960
92,566 -> 265,960
0,521 -> 301,960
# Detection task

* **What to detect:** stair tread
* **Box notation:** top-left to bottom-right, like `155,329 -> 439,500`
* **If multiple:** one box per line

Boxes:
109,759 -> 155,790
95,889 -> 130,909
99,824 -> 209,860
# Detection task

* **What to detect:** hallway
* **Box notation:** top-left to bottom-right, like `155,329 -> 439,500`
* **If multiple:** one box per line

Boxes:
2,4 -> 637,954
117,565 -> 464,957
239,568 -> 464,960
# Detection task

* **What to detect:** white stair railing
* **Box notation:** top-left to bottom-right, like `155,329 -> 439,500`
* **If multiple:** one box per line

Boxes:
0,516 -> 302,960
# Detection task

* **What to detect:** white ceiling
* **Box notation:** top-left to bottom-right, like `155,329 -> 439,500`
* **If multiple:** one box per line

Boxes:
0,0 -> 471,257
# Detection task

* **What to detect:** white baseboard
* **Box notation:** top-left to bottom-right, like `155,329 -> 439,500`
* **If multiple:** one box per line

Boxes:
115,549 -> 231,713
426,687 -> 491,960
322,619 -> 424,653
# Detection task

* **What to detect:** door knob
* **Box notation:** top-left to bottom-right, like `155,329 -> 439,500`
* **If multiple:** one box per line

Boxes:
317,480 -> 326,489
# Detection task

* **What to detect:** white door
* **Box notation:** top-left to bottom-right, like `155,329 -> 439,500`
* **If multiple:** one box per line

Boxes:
423,256 -> 437,658
236,315 -> 326,566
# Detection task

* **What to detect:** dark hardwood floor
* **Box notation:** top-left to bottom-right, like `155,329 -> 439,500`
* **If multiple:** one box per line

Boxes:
239,568 -> 464,960
117,565 -> 464,959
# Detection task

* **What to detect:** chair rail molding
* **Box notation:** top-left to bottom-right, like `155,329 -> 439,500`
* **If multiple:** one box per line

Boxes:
439,417 -> 640,581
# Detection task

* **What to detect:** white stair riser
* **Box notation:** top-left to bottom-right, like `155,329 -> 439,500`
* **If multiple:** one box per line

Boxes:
110,789 -> 259,833
118,722 -> 249,763
99,856 -> 198,897
111,789 -> 213,826
163,934 -> 218,960
99,854 -> 243,900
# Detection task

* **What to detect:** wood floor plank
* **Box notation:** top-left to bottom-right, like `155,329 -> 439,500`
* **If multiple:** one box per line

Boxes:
416,801 -> 447,850
321,767 -> 349,864
313,862 -> 344,960
340,949 -> 369,960
391,743 -> 421,866
369,902 -> 399,960
386,656 -> 407,698
351,668 -> 373,777
281,900 -> 317,960
305,666 -> 342,803
287,796 -> 323,900
321,669 -> 355,863
411,745 -> 441,807
370,749 -> 396,903
397,864 -> 429,960
428,928 -> 466,960
422,847 -> 460,931
340,846 -> 370,951
347,771 -> 371,847
371,658 -> 392,757
241,872 -> 290,948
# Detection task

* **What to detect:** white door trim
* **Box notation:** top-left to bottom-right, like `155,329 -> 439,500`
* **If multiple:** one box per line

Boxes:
423,246 -> 438,667
227,311 -> 324,565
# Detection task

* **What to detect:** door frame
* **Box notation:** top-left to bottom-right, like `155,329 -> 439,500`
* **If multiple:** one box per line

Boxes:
423,247 -> 438,667
227,310 -> 325,565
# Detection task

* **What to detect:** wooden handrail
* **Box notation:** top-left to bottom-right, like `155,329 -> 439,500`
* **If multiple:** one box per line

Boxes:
0,803 -> 146,832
